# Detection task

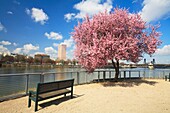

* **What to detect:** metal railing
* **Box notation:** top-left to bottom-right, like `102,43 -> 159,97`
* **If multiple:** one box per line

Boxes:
0,69 -> 169,101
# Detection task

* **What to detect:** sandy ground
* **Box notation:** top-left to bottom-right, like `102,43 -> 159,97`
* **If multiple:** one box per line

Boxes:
0,79 -> 170,113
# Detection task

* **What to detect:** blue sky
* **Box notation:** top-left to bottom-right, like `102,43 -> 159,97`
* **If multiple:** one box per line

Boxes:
0,0 -> 170,64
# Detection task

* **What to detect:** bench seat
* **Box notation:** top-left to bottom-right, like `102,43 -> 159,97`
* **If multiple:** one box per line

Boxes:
39,89 -> 71,100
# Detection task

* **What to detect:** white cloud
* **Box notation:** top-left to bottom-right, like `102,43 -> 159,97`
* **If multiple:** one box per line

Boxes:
132,0 -> 138,4
53,43 -> 58,47
60,36 -> 74,48
45,47 -> 57,54
13,42 -> 17,46
25,8 -> 30,15
30,52 -> 45,58
13,48 -> 22,54
0,45 -> 10,54
34,52 -> 45,55
64,0 -> 113,21
155,45 -> 170,56
29,52 -> 45,58
13,0 -> 20,5
0,41 -> 11,45
140,0 -> 170,22
44,47 -> 57,59
26,8 -> 49,25
7,11 -> 13,15
23,44 -> 39,54
0,22 -> 7,32
13,43 -> 39,54
64,13 -> 76,22
44,32 -> 63,40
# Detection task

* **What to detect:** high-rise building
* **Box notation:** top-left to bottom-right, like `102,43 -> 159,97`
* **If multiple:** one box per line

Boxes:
58,44 -> 66,60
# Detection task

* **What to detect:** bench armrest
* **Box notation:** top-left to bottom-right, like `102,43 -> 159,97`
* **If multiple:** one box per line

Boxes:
29,90 -> 37,95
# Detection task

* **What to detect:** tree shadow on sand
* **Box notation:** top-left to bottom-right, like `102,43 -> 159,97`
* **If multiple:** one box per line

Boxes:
101,79 -> 158,87
39,94 -> 84,110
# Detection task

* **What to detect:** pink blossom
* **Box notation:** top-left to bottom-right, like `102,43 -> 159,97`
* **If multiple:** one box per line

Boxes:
72,8 -> 161,73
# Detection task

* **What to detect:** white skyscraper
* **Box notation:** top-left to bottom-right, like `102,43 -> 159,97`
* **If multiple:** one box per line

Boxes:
58,44 -> 66,60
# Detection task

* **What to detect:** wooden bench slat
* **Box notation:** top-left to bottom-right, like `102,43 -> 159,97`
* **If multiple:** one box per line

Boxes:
38,89 -> 70,100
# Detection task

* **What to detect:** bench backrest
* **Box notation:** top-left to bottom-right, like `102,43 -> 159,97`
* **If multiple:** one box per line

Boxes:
37,79 -> 74,94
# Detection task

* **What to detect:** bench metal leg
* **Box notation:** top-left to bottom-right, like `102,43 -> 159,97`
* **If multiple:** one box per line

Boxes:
28,98 -> 31,107
71,86 -> 73,99
71,92 -> 73,99
28,92 -> 31,108
35,101 -> 38,112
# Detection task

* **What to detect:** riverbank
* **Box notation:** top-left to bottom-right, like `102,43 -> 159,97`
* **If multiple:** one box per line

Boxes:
0,79 -> 170,113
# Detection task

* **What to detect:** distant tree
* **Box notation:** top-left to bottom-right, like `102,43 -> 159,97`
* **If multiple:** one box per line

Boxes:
72,59 -> 78,65
56,59 -> 60,64
1,55 -> 14,63
34,58 -> 41,64
66,59 -> 72,65
15,54 -> 26,63
26,56 -> 34,64
50,59 -> 56,64
43,58 -> 55,64
60,60 -> 65,66
72,8 -> 161,80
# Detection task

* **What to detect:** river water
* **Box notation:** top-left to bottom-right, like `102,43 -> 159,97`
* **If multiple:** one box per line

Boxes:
0,67 -> 81,74
0,67 -> 170,99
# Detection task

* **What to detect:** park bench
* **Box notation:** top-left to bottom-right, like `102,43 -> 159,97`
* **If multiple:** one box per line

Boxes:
28,79 -> 74,112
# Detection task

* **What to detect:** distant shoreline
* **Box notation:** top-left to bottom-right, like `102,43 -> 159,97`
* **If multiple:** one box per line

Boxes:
1,63 -> 170,69
0,63 -> 81,68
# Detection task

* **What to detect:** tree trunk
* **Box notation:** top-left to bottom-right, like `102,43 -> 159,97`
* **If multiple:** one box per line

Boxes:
112,59 -> 119,81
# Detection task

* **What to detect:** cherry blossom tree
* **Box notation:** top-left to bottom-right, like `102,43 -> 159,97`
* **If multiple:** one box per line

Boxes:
72,8 -> 161,80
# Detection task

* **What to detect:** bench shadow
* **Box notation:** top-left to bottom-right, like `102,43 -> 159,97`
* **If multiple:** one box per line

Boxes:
101,79 -> 158,87
39,94 -> 84,110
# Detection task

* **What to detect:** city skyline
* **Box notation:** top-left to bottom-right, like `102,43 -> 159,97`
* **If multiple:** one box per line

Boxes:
0,0 -> 170,63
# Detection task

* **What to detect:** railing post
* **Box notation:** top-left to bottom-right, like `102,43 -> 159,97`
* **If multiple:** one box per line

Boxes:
40,73 -> 44,83
163,71 -> 165,79
139,71 -> 140,78
77,72 -> 80,84
129,71 -> 131,79
98,71 -> 100,82
53,73 -> 56,81
85,72 -> 87,83
119,71 -> 121,78
143,70 -> 145,79
109,71 -> 111,79
103,71 -> 106,81
165,76 -> 167,81
124,71 -> 126,80
71,72 -> 73,79
25,74 -> 29,95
